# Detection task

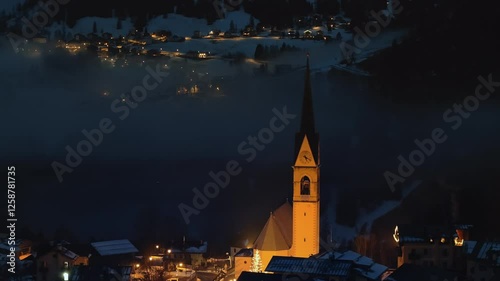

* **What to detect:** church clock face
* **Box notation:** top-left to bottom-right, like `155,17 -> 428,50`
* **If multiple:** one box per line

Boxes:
299,151 -> 313,164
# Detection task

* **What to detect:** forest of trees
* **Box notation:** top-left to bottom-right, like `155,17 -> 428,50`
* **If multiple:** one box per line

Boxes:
4,0 -> 390,30
4,0 -> 499,33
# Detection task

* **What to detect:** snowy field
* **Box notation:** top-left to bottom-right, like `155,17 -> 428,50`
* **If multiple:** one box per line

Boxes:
39,9 -> 408,76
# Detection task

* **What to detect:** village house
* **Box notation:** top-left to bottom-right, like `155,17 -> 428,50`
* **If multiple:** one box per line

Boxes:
385,263 -> 460,281
70,265 -> 132,281
163,240 -> 208,268
35,242 -> 89,281
393,224 -> 468,271
464,240 -> 500,281
315,250 -> 389,281
234,248 -> 253,279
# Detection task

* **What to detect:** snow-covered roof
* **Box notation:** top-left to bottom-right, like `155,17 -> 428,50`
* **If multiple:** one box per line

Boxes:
62,248 -> 79,260
315,250 -> 388,280
354,262 -> 388,280
266,256 -> 351,277
464,240 -> 477,255
185,241 -> 207,253
91,239 -> 138,256
467,241 -> 500,266
235,248 -> 253,257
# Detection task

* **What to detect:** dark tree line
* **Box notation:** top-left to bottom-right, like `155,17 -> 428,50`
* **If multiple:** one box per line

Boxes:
360,0 -> 500,88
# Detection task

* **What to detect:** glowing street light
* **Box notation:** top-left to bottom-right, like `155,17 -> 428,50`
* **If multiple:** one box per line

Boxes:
167,249 -> 172,254
63,272 -> 69,281
156,245 -> 159,249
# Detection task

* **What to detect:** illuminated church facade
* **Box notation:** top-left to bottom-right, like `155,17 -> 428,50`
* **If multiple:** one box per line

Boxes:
237,56 -> 321,275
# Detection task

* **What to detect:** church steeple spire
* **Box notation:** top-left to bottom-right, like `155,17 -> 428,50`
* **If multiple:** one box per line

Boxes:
295,53 -> 319,163
300,53 -> 316,136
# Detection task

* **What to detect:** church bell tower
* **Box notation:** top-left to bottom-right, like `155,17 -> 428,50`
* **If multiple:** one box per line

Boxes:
291,55 -> 320,258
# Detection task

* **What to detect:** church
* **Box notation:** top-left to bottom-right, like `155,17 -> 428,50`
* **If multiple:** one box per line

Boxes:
235,55 -> 321,277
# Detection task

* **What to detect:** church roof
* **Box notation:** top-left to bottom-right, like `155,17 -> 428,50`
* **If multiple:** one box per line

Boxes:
254,202 -> 292,251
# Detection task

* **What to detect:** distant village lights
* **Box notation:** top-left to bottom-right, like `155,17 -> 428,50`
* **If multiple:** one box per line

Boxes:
7,0 -> 71,53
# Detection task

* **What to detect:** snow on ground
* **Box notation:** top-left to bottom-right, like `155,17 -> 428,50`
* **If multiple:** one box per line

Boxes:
150,36 -> 335,59
329,180 -> 422,244
46,16 -> 135,40
48,10 -> 258,40
354,180 -> 422,234
147,14 -> 208,37
147,9 -> 258,37
185,242 -> 208,253
0,0 -> 25,14
147,26 -> 405,76
71,16 -> 135,37
44,8 -> 406,77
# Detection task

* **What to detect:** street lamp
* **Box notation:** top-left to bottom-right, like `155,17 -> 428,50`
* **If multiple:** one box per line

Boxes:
167,249 -> 172,254
156,245 -> 159,249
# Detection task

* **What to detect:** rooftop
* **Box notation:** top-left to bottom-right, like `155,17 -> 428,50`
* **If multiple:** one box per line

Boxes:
235,248 -> 253,257
316,250 -> 388,280
265,256 -> 351,277
467,241 -> 500,266
254,202 -> 292,251
91,239 -> 138,256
